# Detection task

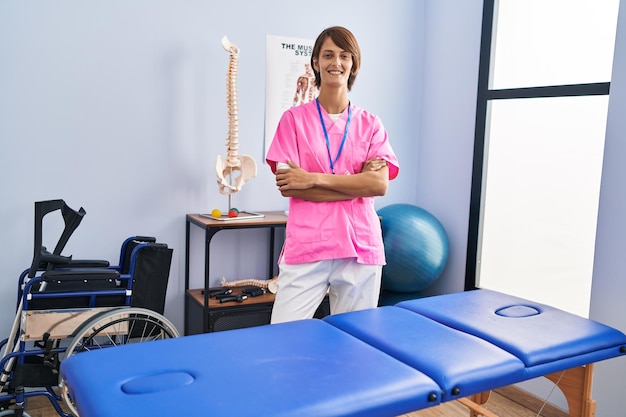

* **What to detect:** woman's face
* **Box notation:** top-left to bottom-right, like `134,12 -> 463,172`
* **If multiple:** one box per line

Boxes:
313,37 -> 353,90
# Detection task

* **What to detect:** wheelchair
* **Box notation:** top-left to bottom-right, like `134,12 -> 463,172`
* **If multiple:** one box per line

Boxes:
0,200 -> 179,417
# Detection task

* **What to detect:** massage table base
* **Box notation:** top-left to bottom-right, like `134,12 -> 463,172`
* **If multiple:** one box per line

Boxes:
543,363 -> 594,417
463,363 -> 594,417
461,395 -> 499,417
60,290 -> 626,417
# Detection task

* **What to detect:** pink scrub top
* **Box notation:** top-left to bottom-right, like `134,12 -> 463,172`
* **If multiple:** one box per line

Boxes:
267,100 -> 399,266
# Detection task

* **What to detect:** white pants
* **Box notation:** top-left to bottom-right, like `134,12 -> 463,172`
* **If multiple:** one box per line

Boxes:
270,258 -> 382,324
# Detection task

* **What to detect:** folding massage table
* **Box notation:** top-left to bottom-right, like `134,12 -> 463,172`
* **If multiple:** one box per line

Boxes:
60,289 -> 626,417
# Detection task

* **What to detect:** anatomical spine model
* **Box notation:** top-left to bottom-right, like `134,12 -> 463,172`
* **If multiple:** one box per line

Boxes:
216,36 -> 257,195
221,276 -> 278,294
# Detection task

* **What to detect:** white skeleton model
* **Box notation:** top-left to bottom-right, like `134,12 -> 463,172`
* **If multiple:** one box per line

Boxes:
216,36 -> 257,195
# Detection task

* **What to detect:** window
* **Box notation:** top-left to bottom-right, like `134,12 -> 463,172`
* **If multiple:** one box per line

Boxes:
467,0 -> 619,317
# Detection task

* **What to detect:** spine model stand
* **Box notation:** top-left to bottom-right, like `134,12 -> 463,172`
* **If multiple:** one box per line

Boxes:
216,36 -> 257,196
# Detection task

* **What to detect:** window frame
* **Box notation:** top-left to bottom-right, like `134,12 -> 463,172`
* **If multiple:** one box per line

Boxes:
464,0 -> 611,291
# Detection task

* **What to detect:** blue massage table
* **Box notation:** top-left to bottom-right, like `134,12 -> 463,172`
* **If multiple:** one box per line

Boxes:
60,289 -> 626,417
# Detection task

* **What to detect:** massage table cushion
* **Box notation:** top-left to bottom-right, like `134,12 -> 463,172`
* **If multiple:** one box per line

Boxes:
61,319 -> 442,417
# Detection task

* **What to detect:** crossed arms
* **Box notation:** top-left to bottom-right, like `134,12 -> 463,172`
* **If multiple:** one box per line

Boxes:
274,158 -> 389,202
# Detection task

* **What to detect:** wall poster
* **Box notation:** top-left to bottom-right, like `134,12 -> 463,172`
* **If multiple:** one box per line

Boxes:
264,34 -> 319,159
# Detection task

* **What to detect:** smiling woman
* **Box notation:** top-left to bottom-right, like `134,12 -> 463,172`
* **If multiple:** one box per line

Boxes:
265,26 -> 400,324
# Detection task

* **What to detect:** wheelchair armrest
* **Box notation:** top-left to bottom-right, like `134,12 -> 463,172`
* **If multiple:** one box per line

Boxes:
65,259 -> 111,268
41,268 -> 120,281
35,259 -> 111,269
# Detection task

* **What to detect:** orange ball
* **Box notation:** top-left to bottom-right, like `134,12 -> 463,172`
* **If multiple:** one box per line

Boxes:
211,209 -> 221,218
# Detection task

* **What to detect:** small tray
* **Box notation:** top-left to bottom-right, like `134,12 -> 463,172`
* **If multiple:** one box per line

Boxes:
199,211 -> 266,221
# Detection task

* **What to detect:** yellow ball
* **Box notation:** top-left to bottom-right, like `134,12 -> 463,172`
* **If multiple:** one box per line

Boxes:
211,209 -> 221,218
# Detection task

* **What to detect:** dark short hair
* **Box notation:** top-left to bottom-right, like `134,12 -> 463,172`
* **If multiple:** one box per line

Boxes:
311,26 -> 361,91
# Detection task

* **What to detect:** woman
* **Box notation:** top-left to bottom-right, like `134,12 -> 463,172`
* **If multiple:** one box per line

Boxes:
266,26 -> 399,323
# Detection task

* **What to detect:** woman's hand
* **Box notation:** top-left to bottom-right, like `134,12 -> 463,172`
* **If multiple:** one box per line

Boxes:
275,160 -> 316,191
361,158 -> 388,173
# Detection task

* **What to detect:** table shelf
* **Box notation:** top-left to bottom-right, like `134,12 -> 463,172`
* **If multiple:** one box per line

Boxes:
184,211 -> 288,334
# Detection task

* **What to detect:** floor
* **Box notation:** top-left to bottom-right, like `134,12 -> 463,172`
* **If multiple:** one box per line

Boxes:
22,389 -> 554,417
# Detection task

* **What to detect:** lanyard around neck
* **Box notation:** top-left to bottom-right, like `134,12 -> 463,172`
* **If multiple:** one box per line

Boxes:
316,98 -> 352,174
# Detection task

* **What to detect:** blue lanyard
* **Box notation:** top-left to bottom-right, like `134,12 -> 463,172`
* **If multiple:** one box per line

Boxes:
316,98 -> 352,174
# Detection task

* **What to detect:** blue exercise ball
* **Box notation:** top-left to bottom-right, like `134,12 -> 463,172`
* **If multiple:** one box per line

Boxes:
377,204 -> 449,293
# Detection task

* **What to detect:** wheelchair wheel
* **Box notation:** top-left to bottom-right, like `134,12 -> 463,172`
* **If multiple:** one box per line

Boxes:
59,307 -> 179,416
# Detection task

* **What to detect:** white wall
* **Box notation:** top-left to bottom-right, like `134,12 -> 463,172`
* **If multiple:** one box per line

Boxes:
589,0 -> 626,415
0,0 -> 429,337
418,1 -> 483,296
